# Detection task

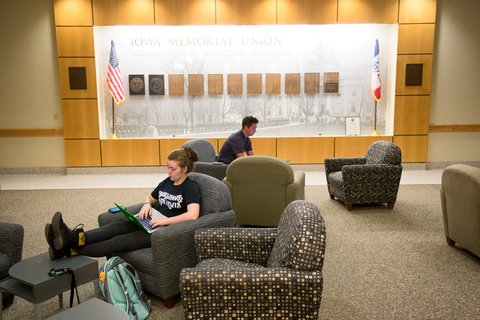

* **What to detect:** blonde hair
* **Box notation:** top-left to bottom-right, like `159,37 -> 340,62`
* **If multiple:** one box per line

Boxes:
167,147 -> 198,173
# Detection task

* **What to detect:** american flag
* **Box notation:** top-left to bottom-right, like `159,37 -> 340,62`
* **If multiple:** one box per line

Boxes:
371,38 -> 381,102
107,40 -> 125,104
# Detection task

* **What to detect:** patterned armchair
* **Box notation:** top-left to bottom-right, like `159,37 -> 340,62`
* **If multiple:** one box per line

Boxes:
98,172 -> 235,308
0,222 -> 24,308
181,138 -> 228,181
441,164 -> 480,258
180,200 -> 326,319
325,140 -> 402,211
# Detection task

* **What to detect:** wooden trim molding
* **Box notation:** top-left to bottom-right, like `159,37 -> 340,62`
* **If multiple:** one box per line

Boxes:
429,124 -> 480,133
0,128 -> 64,137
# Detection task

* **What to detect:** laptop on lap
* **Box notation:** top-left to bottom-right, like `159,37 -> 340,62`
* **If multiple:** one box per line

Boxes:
114,202 -> 166,234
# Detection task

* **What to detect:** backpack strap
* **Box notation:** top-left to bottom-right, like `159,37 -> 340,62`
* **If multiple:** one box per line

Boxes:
123,263 -> 150,309
113,267 -> 138,320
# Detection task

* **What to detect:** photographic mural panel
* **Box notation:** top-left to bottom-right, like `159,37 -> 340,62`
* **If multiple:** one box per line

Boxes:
94,25 -> 398,139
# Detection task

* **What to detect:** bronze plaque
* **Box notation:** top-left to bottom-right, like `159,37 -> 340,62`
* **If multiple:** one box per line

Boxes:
149,75 -> 164,95
405,63 -> 423,86
208,74 -> 223,95
188,74 -> 204,95
169,74 -> 185,96
129,74 -> 145,95
285,73 -> 300,94
323,72 -> 339,94
305,72 -> 320,94
69,67 -> 87,90
266,73 -> 281,95
228,74 -> 243,95
247,73 -> 262,95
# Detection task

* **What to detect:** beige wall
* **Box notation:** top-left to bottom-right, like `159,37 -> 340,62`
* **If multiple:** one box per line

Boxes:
0,0 -> 479,168
0,0 -> 64,167
428,0 -> 480,162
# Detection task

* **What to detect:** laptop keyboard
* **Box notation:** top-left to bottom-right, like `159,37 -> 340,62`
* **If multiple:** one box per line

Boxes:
138,217 -> 159,232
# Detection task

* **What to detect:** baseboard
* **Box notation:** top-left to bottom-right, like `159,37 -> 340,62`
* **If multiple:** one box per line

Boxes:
426,161 -> 480,170
67,166 -> 168,175
1,162 -> 478,176
0,167 -> 67,175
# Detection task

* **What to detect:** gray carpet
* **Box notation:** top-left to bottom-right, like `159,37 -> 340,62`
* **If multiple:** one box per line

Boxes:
1,185 -> 479,319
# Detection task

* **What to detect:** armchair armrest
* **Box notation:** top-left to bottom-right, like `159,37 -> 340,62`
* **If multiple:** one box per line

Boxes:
342,164 -> 402,201
150,210 -> 235,265
194,227 -> 277,266
325,157 -> 366,175
342,164 -> 402,183
180,268 -> 323,318
286,171 -> 306,202
194,162 -> 229,181
0,222 -> 24,266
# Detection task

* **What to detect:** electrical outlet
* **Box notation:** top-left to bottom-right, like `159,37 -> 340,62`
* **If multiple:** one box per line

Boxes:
53,113 -> 59,120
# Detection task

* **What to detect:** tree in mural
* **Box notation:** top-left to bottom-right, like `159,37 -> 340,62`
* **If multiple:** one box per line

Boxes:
258,93 -> 277,123
177,59 -> 207,132
290,93 -> 319,124
218,94 -> 232,124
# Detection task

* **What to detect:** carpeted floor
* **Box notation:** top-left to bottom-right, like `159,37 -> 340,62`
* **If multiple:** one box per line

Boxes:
1,185 -> 479,319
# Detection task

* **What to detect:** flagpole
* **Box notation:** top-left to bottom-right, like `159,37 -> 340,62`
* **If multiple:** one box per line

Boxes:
109,97 -> 118,139
370,38 -> 381,137
370,100 -> 379,136
107,39 -> 123,139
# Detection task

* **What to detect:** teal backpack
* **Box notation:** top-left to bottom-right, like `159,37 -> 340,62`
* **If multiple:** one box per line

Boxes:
99,256 -> 151,320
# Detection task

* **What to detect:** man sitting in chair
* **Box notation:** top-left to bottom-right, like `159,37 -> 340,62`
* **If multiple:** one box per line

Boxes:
217,116 -> 258,164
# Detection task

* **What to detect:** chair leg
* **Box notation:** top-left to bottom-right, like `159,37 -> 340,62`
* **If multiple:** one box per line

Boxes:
446,237 -> 455,247
163,296 -> 176,308
346,204 -> 353,211
387,202 -> 395,210
2,295 -> 14,309
329,193 -> 335,199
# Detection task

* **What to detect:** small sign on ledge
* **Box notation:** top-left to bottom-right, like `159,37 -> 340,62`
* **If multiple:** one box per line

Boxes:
345,117 -> 360,136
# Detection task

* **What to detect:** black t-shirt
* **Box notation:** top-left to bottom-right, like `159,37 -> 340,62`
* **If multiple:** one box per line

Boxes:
150,177 -> 201,218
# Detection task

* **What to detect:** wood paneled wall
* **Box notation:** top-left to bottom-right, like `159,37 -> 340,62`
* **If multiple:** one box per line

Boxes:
394,0 -> 436,162
53,0 -> 437,166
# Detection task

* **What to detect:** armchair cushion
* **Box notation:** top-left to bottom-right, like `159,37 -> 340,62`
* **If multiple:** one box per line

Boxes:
366,140 -> 402,165
268,200 -> 326,271
181,138 -> 216,162
194,227 -> 277,266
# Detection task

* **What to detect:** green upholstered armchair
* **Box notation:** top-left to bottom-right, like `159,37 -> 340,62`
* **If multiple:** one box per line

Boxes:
222,155 -> 305,227
180,200 -> 326,319
98,172 -> 235,308
440,164 -> 480,258
181,138 -> 228,181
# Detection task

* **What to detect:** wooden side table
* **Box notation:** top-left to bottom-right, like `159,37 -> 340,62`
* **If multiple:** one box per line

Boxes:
0,253 -> 98,320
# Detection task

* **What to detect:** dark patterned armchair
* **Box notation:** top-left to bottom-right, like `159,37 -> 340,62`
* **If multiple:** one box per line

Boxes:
180,200 -> 326,319
98,172 -> 235,308
181,138 -> 228,181
325,140 -> 402,211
